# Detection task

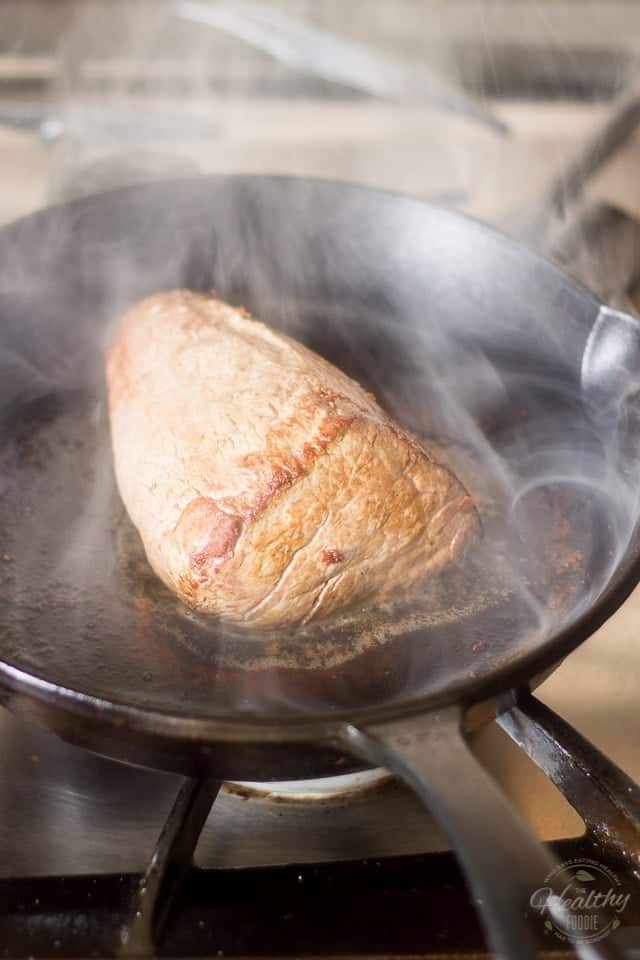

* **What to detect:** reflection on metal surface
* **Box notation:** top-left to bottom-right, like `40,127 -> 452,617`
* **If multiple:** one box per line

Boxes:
228,768 -> 391,801
0,705 -> 450,877
0,6 -> 639,922
0,703 -> 587,878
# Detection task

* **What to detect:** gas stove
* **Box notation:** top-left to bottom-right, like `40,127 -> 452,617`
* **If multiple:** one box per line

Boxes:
2,3 -> 640,957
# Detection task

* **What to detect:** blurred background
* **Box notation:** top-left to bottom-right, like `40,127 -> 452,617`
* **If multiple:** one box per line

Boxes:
1,0 -> 640,847
1,0 -> 640,225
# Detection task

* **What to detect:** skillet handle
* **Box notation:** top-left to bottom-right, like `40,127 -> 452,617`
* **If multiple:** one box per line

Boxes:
342,706 -> 622,960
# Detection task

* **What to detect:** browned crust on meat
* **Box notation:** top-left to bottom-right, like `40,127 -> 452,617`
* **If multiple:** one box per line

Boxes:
234,404 -> 354,520
178,499 -> 243,568
107,290 -> 481,626
321,548 -> 344,564
174,403 -> 354,595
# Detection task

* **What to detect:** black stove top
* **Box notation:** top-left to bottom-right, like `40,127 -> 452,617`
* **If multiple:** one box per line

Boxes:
2,690 -> 640,959
5,839 -> 639,959
3,9 -> 640,956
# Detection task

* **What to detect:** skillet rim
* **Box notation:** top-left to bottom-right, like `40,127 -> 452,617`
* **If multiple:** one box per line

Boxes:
0,172 -> 638,745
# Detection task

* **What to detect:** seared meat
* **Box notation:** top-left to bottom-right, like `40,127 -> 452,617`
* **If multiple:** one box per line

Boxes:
106,291 -> 479,627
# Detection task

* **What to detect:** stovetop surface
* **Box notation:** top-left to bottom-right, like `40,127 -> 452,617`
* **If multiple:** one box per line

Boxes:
5,839 -> 640,959
1,3 -> 640,956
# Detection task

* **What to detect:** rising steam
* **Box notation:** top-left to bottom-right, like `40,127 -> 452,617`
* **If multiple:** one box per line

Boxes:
1,3 -> 639,726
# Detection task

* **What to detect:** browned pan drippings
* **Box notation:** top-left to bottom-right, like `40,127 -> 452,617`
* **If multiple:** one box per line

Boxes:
0,176 -> 636,736
115,421 -> 590,693
0,367 -> 604,722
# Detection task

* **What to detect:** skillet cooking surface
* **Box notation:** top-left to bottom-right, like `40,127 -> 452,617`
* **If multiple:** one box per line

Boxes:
0,176 -> 638,725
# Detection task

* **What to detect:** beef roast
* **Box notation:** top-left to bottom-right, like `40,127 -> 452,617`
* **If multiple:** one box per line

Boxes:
106,291 -> 479,627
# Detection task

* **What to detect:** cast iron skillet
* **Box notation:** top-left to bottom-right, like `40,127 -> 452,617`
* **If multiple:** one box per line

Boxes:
1,176 -> 639,958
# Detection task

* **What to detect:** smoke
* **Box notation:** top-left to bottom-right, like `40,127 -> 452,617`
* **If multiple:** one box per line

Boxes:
40,0 -> 514,207
1,2 -> 640,729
